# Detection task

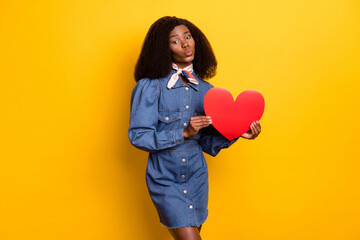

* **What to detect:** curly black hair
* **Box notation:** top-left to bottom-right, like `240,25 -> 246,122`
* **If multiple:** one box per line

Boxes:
134,16 -> 217,82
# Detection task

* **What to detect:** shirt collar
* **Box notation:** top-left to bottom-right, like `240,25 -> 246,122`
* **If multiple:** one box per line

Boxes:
168,70 -> 199,91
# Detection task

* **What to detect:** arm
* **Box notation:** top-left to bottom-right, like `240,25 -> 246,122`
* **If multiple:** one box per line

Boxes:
198,125 -> 239,157
128,79 -> 184,152
199,121 -> 262,156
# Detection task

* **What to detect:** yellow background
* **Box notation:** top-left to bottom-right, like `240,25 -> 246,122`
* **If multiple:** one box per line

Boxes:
1,0 -> 360,239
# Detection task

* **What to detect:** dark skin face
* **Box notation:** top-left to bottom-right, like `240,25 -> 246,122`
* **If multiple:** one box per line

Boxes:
169,25 -> 195,69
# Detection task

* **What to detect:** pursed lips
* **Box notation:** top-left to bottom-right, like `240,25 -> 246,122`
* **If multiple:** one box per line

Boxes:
185,50 -> 193,56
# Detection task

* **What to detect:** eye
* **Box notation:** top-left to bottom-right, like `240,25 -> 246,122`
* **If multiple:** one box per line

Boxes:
171,40 -> 180,44
185,35 -> 192,39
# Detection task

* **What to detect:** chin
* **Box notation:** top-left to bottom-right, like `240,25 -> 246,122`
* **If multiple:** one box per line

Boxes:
185,57 -> 194,63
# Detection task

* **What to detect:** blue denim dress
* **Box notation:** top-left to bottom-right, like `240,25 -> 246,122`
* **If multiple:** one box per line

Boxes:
128,70 -> 237,229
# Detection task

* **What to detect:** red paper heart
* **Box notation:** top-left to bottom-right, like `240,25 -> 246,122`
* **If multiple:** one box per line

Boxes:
204,88 -> 265,140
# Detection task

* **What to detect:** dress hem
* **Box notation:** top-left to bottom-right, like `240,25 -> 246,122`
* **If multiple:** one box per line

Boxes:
159,212 -> 208,229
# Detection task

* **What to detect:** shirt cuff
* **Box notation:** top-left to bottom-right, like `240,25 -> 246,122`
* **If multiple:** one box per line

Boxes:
216,136 -> 239,149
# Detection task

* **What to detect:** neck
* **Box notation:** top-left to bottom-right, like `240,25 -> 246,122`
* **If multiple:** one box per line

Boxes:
174,62 -> 192,69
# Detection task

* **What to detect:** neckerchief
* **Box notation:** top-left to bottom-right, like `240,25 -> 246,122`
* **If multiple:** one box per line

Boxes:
167,63 -> 198,89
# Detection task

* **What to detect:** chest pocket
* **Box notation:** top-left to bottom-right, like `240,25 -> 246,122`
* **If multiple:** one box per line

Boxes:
157,110 -> 182,131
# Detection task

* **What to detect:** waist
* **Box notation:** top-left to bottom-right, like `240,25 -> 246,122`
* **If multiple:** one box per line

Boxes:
163,139 -> 200,151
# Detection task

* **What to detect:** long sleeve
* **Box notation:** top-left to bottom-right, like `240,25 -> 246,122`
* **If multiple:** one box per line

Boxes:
128,78 -> 184,152
198,121 -> 239,157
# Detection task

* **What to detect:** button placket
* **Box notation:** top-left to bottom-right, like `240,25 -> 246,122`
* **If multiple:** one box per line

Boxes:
180,156 -> 188,196
179,153 -> 188,195
183,85 -> 191,128
179,154 -> 187,183
178,151 -> 193,214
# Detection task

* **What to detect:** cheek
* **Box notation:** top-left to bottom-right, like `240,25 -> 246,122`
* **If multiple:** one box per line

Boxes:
170,47 -> 181,58
190,39 -> 195,48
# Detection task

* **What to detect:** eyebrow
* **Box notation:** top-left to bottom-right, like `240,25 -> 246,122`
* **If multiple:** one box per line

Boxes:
169,31 -> 190,39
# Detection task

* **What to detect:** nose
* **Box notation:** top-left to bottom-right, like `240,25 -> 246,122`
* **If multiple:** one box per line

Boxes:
181,40 -> 189,48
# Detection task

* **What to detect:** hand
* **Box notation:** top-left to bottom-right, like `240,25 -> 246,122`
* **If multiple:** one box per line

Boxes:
240,121 -> 261,140
183,116 -> 212,138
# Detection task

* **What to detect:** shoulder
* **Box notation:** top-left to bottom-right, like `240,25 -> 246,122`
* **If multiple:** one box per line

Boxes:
135,77 -> 158,87
135,77 -> 160,89
145,71 -> 174,90
132,78 -> 160,99
133,71 -> 174,97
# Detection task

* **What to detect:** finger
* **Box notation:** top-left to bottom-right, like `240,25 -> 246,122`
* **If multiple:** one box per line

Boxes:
250,123 -> 256,134
190,116 -> 211,121
252,122 -> 260,135
255,121 -> 261,132
190,117 -> 212,125
252,123 -> 261,139
191,125 -> 208,132
190,119 -> 211,130
253,122 -> 260,135
257,121 -> 261,130
250,123 -> 257,139
248,124 -> 254,139
195,121 -> 211,129
190,117 -> 212,123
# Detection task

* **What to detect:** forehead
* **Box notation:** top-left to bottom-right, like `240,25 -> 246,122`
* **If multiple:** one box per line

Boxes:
169,25 -> 190,37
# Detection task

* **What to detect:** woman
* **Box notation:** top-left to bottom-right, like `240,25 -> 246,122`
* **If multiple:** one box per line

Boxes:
128,16 -> 261,240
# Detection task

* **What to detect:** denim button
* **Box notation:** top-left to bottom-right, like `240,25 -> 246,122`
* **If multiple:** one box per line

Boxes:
165,117 -> 169,121
183,190 -> 187,194
182,158 -> 186,163
185,87 -> 189,90
185,105 -> 189,109
189,205 -> 193,209
184,123 -> 187,126
181,175 -> 185,178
